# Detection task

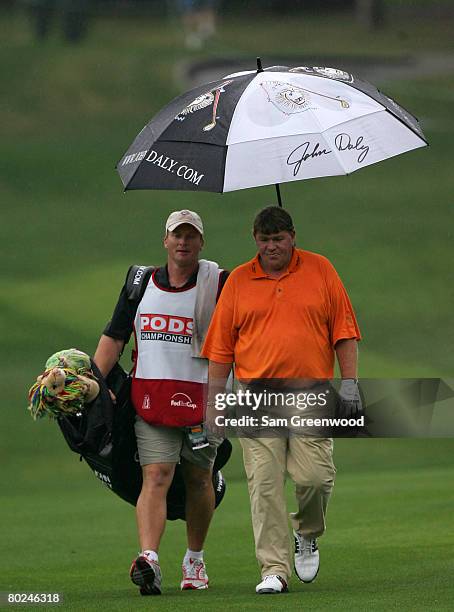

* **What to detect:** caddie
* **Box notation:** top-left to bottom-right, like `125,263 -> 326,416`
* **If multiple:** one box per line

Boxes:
94,209 -> 227,596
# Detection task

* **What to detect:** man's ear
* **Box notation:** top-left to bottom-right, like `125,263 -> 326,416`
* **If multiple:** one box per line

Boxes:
163,233 -> 168,250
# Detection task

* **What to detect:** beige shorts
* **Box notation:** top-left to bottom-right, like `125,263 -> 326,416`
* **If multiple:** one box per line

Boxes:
134,416 -> 221,470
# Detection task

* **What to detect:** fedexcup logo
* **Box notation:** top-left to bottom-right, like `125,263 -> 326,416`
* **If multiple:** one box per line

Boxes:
170,393 -> 197,410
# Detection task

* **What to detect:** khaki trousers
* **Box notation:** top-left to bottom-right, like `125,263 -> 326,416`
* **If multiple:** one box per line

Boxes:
240,436 -> 336,581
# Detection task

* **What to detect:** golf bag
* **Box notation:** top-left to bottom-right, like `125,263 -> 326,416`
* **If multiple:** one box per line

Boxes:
57,262 -> 231,518
58,360 -> 231,520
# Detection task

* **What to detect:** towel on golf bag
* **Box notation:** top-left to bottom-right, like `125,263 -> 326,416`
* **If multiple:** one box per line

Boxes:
57,360 -> 231,520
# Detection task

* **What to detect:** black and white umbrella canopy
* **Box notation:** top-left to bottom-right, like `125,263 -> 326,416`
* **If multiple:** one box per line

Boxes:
117,63 -> 427,193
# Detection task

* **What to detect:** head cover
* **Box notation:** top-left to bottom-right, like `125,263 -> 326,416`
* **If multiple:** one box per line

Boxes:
165,209 -> 204,235
27,349 -> 99,420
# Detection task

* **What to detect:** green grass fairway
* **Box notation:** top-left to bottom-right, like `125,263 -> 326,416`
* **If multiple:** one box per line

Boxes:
2,439 -> 454,610
1,7 -> 454,611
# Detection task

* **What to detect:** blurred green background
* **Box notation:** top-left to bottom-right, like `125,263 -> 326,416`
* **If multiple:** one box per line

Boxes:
1,1 -> 453,609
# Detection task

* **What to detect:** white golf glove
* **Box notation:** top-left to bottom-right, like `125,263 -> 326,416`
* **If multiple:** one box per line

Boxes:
338,379 -> 362,417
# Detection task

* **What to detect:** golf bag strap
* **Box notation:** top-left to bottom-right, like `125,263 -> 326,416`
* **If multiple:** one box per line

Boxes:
126,265 -> 155,303
90,359 -> 115,431
125,265 -> 154,366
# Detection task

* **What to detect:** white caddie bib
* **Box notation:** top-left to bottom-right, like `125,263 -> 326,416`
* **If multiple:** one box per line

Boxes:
131,273 -> 207,427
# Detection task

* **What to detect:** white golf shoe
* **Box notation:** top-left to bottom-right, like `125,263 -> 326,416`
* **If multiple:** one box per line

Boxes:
255,574 -> 288,594
294,530 -> 320,583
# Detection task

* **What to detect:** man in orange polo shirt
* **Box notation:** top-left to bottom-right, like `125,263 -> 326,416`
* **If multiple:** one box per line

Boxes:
201,206 -> 361,594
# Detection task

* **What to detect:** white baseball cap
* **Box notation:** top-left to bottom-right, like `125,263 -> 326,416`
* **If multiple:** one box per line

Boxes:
165,209 -> 204,235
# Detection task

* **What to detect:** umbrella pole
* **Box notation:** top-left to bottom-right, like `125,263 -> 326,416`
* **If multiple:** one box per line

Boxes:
258,58 -> 281,208
275,184 -> 283,207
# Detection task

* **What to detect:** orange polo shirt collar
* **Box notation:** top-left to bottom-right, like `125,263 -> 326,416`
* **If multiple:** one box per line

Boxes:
250,248 -> 302,279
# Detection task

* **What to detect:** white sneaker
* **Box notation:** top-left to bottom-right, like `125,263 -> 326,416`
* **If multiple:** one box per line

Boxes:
294,530 -> 320,583
181,557 -> 209,590
130,555 -> 162,595
256,574 -> 288,594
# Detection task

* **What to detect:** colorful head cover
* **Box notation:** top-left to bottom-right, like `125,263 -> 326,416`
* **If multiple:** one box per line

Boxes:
28,349 -> 99,420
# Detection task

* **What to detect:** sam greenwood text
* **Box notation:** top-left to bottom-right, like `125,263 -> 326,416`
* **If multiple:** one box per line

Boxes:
214,415 -> 365,428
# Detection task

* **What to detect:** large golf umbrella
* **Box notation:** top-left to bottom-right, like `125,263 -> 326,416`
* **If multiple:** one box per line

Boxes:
117,60 -> 427,203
